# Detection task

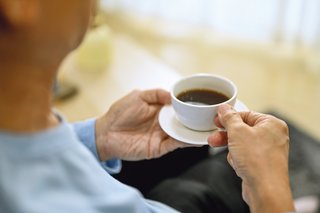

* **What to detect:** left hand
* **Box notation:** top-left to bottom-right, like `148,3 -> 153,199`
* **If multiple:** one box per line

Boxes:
95,89 -> 192,161
207,105 -> 293,212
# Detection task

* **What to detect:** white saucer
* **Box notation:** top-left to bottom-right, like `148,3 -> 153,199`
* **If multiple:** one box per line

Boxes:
158,100 -> 249,145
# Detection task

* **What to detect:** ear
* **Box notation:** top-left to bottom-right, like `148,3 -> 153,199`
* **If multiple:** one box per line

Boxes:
0,0 -> 39,29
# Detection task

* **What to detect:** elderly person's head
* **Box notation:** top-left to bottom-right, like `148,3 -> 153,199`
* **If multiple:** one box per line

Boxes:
0,0 -> 94,68
0,0 -> 94,132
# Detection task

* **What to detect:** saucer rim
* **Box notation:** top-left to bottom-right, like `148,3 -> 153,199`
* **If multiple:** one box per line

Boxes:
158,100 -> 248,145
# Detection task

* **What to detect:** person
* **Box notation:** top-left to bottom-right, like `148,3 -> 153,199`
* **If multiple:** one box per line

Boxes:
0,0 -> 295,212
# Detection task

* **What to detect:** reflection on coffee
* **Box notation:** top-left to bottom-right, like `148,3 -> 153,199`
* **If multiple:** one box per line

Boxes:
177,89 -> 229,105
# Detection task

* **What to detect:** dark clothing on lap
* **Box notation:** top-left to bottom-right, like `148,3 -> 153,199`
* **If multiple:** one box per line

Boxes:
113,147 -> 249,213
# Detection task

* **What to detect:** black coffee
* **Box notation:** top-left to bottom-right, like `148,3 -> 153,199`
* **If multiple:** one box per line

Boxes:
177,89 -> 229,105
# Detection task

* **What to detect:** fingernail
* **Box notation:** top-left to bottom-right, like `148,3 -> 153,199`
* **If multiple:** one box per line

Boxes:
218,104 -> 232,113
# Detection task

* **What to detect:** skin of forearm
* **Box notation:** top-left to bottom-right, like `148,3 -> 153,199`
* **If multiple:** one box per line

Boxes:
245,178 -> 295,213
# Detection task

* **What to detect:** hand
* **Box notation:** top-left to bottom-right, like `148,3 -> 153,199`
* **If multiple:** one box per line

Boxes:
208,105 -> 294,213
95,89 -> 191,161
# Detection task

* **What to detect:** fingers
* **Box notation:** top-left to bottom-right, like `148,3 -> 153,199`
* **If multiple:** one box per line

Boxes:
165,138 -> 196,149
207,131 -> 227,147
150,126 -> 198,159
149,137 -> 196,159
214,116 -> 224,128
238,111 -> 270,127
140,89 -> 171,105
217,105 -> 244,130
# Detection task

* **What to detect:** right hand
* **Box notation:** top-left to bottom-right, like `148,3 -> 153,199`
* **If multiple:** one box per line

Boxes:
95,89 -> 191,162
208,105 -> 294,213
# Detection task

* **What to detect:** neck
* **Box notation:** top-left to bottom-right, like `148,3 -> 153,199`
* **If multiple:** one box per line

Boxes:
0,61 -> 60,132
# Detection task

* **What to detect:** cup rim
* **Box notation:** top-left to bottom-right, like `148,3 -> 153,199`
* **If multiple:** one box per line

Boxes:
171,73 -> 238,108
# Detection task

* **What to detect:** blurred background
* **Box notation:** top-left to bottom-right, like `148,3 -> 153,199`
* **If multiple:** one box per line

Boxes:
55,0 -> 320,141
54,1 -> 320,211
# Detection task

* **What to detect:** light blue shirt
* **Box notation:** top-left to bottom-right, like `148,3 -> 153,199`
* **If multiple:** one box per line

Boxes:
0,118 -> 179,213
72,118 -> 122,174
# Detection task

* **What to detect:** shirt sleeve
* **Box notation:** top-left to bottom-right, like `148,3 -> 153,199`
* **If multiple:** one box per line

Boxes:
71,119 -> 122,174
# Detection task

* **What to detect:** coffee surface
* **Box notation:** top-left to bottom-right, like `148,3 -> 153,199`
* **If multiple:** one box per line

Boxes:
177,89 -> 229,105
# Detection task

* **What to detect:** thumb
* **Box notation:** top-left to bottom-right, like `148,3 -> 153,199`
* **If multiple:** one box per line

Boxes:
140,89 -> 171,105
218,105 -> 244,130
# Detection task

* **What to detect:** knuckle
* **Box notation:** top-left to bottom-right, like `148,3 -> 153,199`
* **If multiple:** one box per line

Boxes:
267,117 -> 290,146
132,89 -> 141,95
275,119 -> 289,135
281,121 -> 289,134
222,110 -> 238,122
232,123 -> 246,132
267,115 -> 289,135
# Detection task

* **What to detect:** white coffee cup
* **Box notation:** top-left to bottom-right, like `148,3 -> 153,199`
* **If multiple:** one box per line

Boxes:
171,73 -> 238,131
